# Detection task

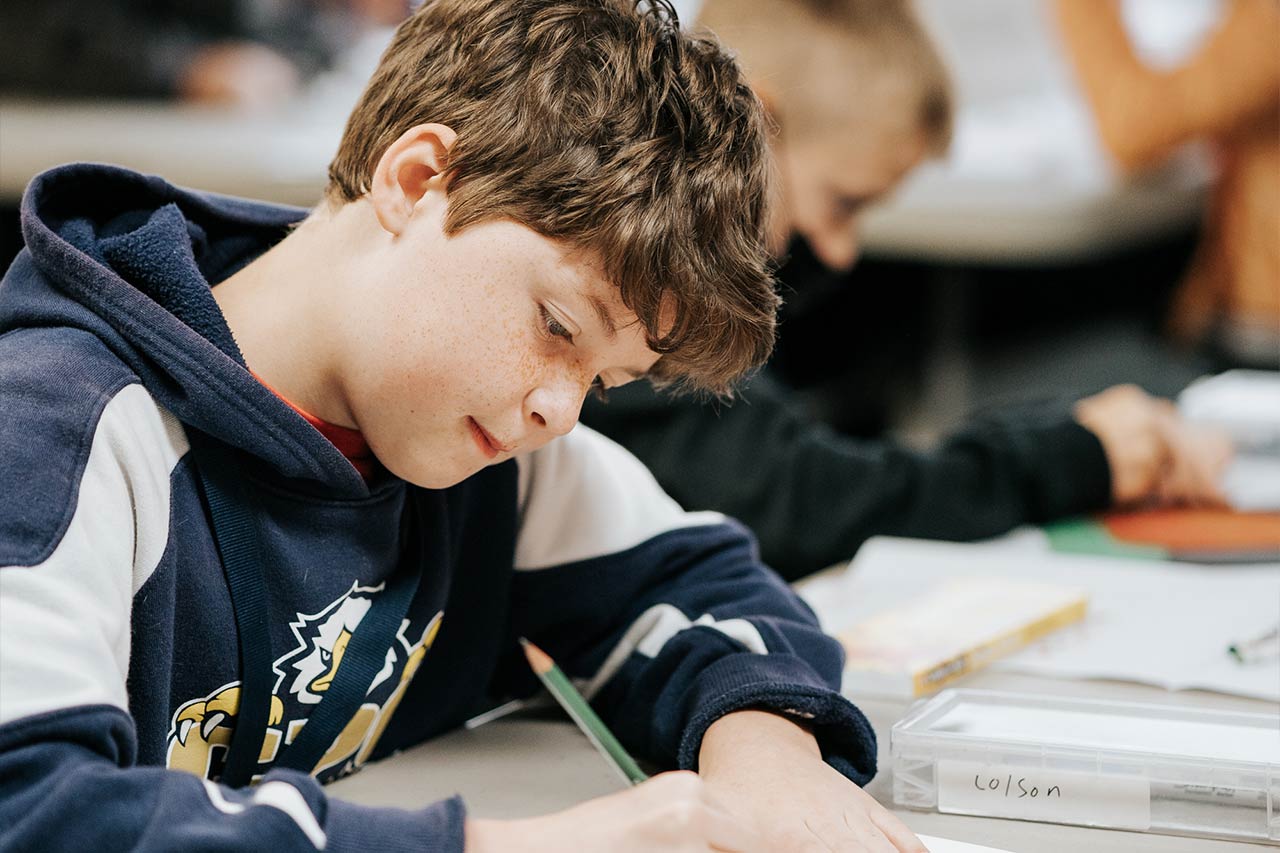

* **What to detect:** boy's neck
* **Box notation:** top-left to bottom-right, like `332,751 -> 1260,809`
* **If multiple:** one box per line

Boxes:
213,202 -> 370,431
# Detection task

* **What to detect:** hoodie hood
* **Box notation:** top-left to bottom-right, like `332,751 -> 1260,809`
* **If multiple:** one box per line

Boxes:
2,163 -> 368,496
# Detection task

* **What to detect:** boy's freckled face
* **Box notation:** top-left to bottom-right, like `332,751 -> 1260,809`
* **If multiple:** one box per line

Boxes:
343,200 -> 659,490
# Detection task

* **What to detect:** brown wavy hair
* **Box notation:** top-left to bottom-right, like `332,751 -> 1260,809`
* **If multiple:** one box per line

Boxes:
327,0 -> 779,395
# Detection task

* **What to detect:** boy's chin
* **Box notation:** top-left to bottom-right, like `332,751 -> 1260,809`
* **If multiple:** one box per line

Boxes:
381,454 -> 479,491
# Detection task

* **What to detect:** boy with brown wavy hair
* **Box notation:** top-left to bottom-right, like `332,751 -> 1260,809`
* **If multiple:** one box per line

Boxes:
0,0 -> 923,851
327,0 -> 781,393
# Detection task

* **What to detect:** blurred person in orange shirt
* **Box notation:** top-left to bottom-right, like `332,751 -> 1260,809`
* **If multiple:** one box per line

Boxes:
1056,0 -> 1280,367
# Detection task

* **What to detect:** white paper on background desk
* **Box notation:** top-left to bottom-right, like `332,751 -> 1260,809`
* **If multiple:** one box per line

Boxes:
918,834 -> 1018,853
1217,454 -> 1280,511
799,535 -> 1280,701
1178,370 -> 1280,453
1178,370 -> 1280,509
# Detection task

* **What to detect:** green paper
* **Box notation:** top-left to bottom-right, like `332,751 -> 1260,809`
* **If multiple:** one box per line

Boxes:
1044,517 -> 1168,561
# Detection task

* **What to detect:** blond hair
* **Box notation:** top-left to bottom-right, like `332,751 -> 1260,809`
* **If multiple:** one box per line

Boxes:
328,0 -> 779,395
699,0 -> 953,154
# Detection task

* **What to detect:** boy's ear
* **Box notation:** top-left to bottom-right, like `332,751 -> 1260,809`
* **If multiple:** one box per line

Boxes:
369,123 -> 459,236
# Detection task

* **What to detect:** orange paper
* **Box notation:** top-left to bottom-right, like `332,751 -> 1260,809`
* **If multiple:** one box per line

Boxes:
1103,509 -> 1280,550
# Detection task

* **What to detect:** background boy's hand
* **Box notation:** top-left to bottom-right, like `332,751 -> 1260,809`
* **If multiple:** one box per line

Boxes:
1073,384 -> 1232,507
698,710 -> 926,853
466,770 -> 760,852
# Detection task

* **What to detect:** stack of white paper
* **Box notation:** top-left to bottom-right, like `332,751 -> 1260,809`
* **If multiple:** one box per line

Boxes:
1179,370 -> 1280,510
919,834 -> 1017,853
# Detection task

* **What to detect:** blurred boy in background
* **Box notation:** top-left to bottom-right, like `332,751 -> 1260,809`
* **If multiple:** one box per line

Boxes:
583,0 -> 1232,580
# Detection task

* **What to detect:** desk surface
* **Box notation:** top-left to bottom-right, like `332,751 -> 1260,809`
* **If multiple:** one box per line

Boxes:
328,670 -> 1271,851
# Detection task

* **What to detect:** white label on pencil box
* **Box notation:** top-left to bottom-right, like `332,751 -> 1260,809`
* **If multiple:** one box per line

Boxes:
936,760 -> 1152,830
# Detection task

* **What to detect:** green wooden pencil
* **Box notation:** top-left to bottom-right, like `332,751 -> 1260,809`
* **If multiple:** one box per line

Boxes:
519,637 -> 649,786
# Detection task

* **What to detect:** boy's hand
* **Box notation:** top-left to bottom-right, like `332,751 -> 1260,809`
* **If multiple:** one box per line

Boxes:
698,710 -> 926,853
465,770 -> 760,852
1073,384 -> 1232,507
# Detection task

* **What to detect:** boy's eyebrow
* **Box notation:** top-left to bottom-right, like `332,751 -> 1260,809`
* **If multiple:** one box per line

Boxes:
586,295 -> 619,340
580,293 -> 648,380
836,191 -> 874,210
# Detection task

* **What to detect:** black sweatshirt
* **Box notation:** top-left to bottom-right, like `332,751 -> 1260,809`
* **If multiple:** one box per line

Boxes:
580,369 -> 1112,581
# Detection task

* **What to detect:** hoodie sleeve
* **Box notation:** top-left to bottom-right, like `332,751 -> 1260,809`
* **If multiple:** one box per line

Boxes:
0,375 -> 467,853
504,425 -> 877,784
580,372 -> 1111,581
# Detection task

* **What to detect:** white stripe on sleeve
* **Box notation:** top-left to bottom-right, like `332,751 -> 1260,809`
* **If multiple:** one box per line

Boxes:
581,603 -> 768,699
201,780 -> 327,850
0,384 -> 187,725
514,424 -> 723,571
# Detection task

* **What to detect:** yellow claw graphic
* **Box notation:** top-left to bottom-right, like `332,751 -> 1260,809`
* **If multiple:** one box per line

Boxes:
167,686 -> 285,777
204,686 -> 242,717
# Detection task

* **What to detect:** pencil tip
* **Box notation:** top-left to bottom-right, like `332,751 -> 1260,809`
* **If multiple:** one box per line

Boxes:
520,638 -> 553,674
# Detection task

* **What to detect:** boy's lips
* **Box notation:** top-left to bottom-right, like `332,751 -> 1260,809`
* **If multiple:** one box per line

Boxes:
467,417 -> 512,457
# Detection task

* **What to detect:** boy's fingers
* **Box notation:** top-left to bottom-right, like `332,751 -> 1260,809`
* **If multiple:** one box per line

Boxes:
1160,421 -> 1231,505
676,776 -> 760,852
834,814 -> 897,853
701,802 -> 759,852
866,805 -> 927,852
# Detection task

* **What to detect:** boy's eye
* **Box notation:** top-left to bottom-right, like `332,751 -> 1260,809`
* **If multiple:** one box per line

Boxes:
540,305 -> 574,343
830,190 -> 869,220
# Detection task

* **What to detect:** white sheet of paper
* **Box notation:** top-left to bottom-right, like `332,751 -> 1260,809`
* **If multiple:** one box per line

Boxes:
1178,370 -> 1280,507
1218,454 -> 1280,511
918,834 -> 1018,853
799,534 -> 1280,700
1178,369 -> 1280,453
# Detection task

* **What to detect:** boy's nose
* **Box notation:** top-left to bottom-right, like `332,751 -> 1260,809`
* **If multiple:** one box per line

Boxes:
525,378 -> 583,438
808,225 -> 862,273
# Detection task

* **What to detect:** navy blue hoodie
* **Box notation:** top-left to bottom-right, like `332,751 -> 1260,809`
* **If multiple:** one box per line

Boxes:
0,164 -> 876,853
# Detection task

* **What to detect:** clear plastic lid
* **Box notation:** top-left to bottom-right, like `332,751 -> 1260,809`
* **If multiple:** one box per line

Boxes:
891,689 -> 1279,843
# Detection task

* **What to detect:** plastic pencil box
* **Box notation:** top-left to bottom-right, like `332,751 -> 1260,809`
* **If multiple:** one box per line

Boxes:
891,689 -> 1279,844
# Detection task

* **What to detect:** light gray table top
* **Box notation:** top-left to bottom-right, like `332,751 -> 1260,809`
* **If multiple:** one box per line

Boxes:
328,670 -> 1274,851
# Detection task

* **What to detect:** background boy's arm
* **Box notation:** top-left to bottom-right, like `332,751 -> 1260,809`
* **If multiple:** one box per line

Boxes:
581,374 -> 1111,579
583,378 -> 1230,580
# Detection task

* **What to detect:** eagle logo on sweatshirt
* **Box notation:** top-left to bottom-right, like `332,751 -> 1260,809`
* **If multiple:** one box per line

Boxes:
165,581 -> 443,783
